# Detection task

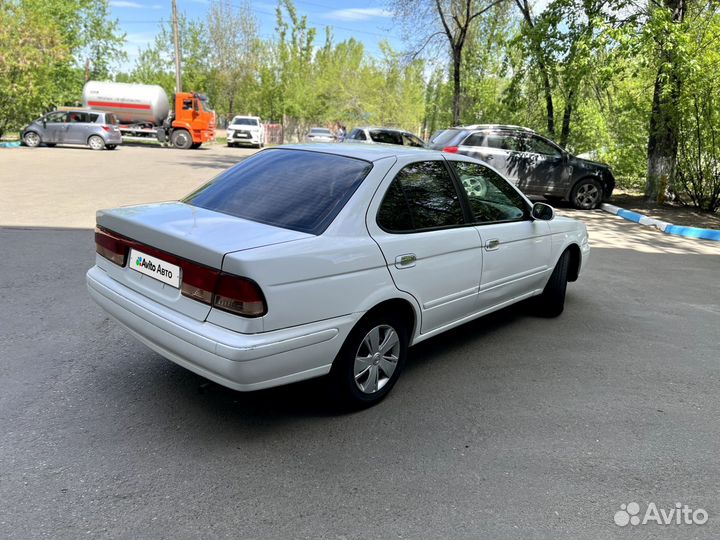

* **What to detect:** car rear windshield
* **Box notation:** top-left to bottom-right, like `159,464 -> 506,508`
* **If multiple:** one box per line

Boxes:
183,149 -> 373,235
429,129 -> 463,148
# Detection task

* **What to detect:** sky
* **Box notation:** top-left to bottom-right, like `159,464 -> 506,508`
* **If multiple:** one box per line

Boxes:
110,0 -> 407,71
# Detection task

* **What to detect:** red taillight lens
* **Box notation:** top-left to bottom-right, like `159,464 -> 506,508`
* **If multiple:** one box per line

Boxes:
180,263 -> 219,304
212,274 -> 267,317
101,125 -> 111,132
442,146 -> 459,153
95,228 -> 127,266
94,226 -> 266,317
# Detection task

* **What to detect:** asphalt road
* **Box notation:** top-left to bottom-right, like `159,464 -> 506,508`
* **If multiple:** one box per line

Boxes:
1,144 -> 719,539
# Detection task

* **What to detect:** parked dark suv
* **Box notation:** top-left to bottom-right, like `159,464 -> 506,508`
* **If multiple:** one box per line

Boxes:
428,125 -> 615,209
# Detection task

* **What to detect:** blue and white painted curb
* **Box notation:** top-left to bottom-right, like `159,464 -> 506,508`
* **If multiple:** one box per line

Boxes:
601,203 -> 720,242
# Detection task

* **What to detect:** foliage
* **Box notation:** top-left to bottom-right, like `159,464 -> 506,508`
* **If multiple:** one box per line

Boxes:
0,0 -> 124,137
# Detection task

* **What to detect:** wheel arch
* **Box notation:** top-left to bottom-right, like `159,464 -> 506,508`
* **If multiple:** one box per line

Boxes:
355,297 -> 419,344
565,243 -> 582,282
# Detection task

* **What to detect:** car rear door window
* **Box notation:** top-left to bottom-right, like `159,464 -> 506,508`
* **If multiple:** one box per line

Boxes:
483,134 -> 523,152
377,161 -> 465,232
184,149 -> 372,235
461,132 -> 485,147
450,160 -> 528,224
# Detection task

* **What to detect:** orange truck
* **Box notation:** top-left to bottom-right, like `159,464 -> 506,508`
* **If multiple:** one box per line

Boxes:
82,81 -> 216,149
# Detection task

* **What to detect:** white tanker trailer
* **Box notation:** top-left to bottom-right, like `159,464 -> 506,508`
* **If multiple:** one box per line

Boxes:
82,81 -> 216,149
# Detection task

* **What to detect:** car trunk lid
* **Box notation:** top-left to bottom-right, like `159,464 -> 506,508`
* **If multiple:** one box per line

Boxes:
95,202 -> 311,320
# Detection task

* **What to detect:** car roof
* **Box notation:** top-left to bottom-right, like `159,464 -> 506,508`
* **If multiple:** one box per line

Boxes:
356,127 -> 408,133
276,143 -> 443,162
453,124 -> 536,133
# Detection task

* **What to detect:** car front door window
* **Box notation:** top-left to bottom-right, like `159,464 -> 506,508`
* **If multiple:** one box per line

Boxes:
450,161 -> 528,224
448,158 -> 552,309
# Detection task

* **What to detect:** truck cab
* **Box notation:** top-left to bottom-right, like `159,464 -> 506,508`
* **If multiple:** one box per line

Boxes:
168,93 -> 216,149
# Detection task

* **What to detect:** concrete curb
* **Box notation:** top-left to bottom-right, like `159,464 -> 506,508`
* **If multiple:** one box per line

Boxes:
600,203 -> 720,242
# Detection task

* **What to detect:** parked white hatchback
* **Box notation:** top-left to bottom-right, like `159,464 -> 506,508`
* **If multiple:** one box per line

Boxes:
87,144 -> 590,406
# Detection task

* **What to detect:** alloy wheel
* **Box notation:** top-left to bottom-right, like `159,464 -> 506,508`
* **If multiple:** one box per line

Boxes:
575,183 -> 600,209
353,324 -> 401,394
24,132 -> 40,147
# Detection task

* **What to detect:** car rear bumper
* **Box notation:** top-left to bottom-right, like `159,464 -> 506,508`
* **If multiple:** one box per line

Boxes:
86,265 -> 357,391
105,132 -> 123,144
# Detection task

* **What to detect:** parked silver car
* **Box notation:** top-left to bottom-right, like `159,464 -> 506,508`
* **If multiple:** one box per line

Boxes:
347,127 -> 425,147
305,127 -> 336,143
22,109 -> 123,150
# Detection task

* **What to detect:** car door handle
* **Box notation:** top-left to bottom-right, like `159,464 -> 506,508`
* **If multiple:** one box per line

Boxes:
395,254 -> 416,269
485,239 -> 500,251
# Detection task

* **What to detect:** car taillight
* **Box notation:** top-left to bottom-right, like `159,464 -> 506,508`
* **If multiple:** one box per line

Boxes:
95,228 -> 127,266
180,263 -> 219,304
212,274 -> 267,317
101,125 -> 111,132
94,226 -> 267,317
442,146 -> 459,153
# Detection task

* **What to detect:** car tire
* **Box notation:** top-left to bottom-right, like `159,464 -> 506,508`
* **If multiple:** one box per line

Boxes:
88,135 -> 105,151
106,145 -> 117,150
45,143 -> 56,148
329,313 -> 408,408
227,142 -> 235,148
534,250 -> 570,317
190,142 -> 201,149
569,178 -> 603,209
171,129 -> 192,149
23,132 -> 41,148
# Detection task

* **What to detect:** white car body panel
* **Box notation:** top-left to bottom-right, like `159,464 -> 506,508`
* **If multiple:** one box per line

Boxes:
87,145 -> 590,392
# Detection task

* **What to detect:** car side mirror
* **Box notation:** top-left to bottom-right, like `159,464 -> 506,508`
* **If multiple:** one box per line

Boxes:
531,202 -> 555,221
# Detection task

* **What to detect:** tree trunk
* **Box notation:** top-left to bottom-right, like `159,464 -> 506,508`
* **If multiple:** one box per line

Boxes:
646,72 -> 678,201
559,89 -> 574,148
645,0 -> 685,201
452,46 -> 462,126
541,61 -> 555,137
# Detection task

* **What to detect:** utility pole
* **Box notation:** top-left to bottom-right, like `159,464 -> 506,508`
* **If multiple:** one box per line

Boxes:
171,0 -> 182,93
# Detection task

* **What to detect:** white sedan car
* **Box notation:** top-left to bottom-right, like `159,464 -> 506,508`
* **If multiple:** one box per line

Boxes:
87,144 -> 590,407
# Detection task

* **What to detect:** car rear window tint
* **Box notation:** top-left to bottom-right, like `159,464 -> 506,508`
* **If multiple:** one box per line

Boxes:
377,161 -> 465,232
183,149 -> 372,235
